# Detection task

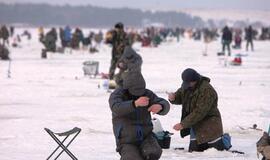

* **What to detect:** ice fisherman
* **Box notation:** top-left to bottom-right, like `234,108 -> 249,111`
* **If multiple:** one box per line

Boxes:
106,22 -> 130,80
168,68 -> 231,152
109,66 -> 170,160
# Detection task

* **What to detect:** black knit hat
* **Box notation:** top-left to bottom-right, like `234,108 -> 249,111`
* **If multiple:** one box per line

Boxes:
181,68 -> 201,90
114,22 -> 124,29
123,72 -> 146,96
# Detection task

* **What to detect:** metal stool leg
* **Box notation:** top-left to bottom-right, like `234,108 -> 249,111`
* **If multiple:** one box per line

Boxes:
46,134 -> 69,160
54,131 -> 81,160
45,128 -> 80,160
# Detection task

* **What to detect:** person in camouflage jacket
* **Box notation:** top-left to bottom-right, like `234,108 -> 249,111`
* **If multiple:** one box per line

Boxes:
0,25 -> 10,46
257,131 -> 270,160
168,68 -> 226,152
42,28 -> 57,52
107,22 -> 130,80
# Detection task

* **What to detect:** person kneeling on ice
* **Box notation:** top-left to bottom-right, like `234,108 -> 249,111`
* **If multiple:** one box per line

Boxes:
109,72 -> 170,160
167,68 -> 231,152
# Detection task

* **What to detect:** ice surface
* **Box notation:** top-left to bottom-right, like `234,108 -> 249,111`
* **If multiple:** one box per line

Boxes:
0,28 -> 269,159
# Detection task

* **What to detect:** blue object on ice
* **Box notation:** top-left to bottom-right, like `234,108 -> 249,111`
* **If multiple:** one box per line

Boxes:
222,133 -> 232,150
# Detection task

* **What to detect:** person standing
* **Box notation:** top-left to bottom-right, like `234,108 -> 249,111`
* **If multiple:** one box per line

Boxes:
42,28 -> 57,52
245,25 -> 254,51
107,22 -> 129,80
63,26 -> 72,48
0,25 -> 10,46
221,26 -> 232,56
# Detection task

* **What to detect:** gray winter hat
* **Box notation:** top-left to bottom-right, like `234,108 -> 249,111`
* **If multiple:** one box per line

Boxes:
119,46 -> 142,72
123,72 -> 146,96
181,68 -> 201,90
122,46 -> 136,59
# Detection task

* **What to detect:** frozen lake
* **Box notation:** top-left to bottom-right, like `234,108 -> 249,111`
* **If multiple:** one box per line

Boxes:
0,28 -> 269,159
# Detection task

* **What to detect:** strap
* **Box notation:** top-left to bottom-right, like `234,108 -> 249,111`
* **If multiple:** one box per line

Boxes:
44,128 -> 80,160
56,127 -> 81,136
135,109 -> 143,143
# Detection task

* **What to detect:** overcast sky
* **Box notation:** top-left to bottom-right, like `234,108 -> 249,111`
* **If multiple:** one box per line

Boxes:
0,0 -> 269,11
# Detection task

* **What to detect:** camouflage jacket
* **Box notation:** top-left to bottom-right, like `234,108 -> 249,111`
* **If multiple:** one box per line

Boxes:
111,30 -> 129,58
170,76 -> 223,144
257,132 -> 270,159
0,26 -> 9,40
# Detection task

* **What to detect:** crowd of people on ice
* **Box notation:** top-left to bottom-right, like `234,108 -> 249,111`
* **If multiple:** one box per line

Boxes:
1,23 -> 270,60
1,22 -> 270,160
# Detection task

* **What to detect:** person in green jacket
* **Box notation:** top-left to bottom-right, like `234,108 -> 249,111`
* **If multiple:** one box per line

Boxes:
168,68 -> 230,152
107,22 -> 130,80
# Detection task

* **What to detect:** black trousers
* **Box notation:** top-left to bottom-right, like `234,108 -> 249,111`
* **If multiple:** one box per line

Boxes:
109,57 -> 118,80
246,40 -> 254,51
188,138 -> 225,152
222,42 -> 231,56
119,135 -> 162,160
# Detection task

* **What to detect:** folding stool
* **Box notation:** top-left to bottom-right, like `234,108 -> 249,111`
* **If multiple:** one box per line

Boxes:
44,127 -> 81,160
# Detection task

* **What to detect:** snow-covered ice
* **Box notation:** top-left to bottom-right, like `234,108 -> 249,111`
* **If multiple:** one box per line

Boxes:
0,28 -> 269,159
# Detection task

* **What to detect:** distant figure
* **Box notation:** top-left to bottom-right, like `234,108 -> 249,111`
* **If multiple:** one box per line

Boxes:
42,28 -> 57,52
221,26 -> 232,56
94,30 -> 103,48
71,28 -> 83,49
17,34 -> 21,43
63,26 -> 72,48
10,26 -> 15,37
38,27 -> 44,42
0,25 -> 10,46
106,22 -> 129,80
245,25 -> 254,51
0,43 -> 10,60
233,33 -> 242,49
21,30 -> 31,40
59,27 -> 65,48
259,27 -> 269,40
193,29 -> 201,41
175,27 -> 181,42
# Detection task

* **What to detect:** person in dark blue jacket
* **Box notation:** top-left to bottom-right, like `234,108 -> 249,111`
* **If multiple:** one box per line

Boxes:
222,26 -> 233,56
63,26 -> 72,47
109,72 -> 170,160
245,25 -> 254,51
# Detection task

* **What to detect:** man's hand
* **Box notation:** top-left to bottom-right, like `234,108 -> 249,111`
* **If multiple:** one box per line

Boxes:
173,123 -> 184,131
148,104 -> 162,114
134,97 -> 149,107
167,92 -> 176,101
